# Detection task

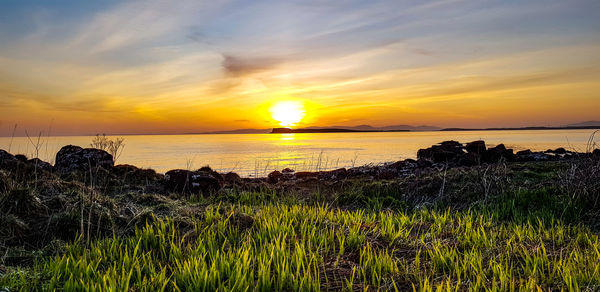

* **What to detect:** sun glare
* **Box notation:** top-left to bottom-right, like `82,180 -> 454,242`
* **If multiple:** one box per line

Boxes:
270,101 -> 305,127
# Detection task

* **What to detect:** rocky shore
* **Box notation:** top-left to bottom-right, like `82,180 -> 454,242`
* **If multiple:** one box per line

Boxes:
2,140 -> 597,195
1,140 -> 599,260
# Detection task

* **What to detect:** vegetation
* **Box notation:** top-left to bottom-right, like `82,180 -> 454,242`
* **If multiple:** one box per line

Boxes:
1,204 -> 599,291
90,134 -> 125,162
1,149 -> 599,290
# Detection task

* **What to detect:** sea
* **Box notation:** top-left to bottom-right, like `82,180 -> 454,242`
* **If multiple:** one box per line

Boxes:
1,129 -> 597,177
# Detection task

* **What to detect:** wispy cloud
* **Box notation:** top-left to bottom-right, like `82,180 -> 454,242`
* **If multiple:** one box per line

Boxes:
0,0 -> 599,134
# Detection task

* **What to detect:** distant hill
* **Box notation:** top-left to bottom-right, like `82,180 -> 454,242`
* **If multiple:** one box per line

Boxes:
199,128 -> 271,134
305,124 -> 440,132
202,124 -> 440,135
271,127 -> 410,133
566,121 -> 600,127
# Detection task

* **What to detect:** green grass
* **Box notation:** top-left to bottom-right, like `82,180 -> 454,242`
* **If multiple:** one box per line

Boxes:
2,204 -> 599,291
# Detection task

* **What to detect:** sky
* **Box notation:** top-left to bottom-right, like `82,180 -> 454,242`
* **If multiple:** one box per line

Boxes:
0,0 -> 599,135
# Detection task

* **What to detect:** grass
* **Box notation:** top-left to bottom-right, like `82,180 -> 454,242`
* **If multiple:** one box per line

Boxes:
1,154 -> 599,290
2,203 -> 599,291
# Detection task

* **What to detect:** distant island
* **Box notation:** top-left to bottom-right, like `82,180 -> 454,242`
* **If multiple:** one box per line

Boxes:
194,121 -> 600,135
271,127 -> 410,133
440,125 -> 600,131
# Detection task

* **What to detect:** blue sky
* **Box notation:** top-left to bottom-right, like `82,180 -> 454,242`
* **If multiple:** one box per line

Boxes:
1,0 -> 599,135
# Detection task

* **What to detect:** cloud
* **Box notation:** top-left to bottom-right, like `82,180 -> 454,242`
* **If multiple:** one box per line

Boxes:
221,54 -> 287,77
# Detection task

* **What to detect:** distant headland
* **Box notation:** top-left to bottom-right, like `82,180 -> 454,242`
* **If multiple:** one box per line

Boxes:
271,127 -> 410,133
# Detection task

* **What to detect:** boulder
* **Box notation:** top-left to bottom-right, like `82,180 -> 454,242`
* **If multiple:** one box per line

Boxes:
318,168 -> 348,180
55,145 -> 114,173
196,166 -> 223,183
295,171 -> 318,180
267,170 -> 283,184
14,154 -> 28,162
27,158 -> 53,172
113,164 -> 162,183
465,140 -> 486,154
553,147 -> 567,154
223,172 -> 241,183
516,150 -> 550,162
0,150 -> 18,169
482,144 -> 515,163
164,169 -> 222,195
376,169 -> 397,179
417,141 -> 464,163
457,152 -> 481,166
592,149 -> 600,159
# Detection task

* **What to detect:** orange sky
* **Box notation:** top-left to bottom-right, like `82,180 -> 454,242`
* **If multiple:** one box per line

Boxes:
1,1 -> 599,135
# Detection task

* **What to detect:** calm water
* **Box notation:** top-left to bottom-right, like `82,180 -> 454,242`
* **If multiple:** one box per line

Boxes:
1,130 -> 597,177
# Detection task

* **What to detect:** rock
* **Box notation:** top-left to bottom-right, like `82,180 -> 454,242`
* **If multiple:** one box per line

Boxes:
516,150 -> 550,162
0,150 -> 18,169
377,169 -> 397,179
223,172 -> 241,183
440,140 -> 463,148
14,154 -> 28,162
553,147 -> 567,154
417,141 -> 465,163
27,158 -> 53,172
113,164 -> 162,184
267,170 -> 283,184
592,149 -> 600,159
416,158 -> 433,168
457,152 -> 480,166
164,169 -> 222,195
483,144 -> 515,163
318,168 -> 348,180
198,166 -> 213,172
295,171 -> 318,180
55,145 -> 114,173
465,140 -> 486,154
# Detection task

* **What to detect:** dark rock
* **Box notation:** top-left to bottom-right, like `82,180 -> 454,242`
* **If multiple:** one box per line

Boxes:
553,147 -> 567,154
465,140 -> 486,154
440,140 -> 463,148
198,165 -> 213,172
377,169 -> 397,179
457,152 -> 480,166
318,168 -> 348,180
0,150 -> 18,169
483,144 -> 515,163
516,150 -> 550,162
113,164 -> 162,184
27,158 -> 53,172
416,158 -> 433,168
417,141 -> 465,163
14,154 -> 28,162
592,149 -> 600,159
516,149 -> 532,156
55,145 -> 114,173
164,169 -> 222,195
223,172 -> 241,183
295,171 -> 318,180
267,170 -> 283,184
195,166 -> 223,182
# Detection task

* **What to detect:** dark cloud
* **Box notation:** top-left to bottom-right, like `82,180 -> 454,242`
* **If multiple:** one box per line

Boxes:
221,54 -> 286,77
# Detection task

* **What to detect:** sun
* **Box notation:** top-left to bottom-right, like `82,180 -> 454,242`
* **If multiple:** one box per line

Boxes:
270,101 -> 305,127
